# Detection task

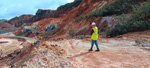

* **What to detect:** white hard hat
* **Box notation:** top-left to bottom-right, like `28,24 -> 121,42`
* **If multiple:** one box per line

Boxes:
91,22 -> 96,25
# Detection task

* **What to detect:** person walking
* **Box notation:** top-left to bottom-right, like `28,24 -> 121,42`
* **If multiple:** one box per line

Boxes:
89,22 -> 100,52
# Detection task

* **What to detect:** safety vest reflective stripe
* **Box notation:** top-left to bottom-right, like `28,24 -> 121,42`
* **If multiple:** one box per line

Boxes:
93,33 -> 98,35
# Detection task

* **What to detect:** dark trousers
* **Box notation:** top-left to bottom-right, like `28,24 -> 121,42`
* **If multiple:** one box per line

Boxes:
90,40 -> 100,50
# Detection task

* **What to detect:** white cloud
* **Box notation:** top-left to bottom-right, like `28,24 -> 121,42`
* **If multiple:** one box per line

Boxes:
67,0 -> 74,3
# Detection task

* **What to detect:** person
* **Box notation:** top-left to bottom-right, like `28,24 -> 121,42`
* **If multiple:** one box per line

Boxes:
89,22 -> 100,51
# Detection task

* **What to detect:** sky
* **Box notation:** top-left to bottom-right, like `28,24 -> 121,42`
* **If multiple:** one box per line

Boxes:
0,0 -> 74,20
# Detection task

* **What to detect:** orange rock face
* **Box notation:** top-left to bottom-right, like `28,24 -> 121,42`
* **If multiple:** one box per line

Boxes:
30,0 -> 114,37
7,0 -> 115,37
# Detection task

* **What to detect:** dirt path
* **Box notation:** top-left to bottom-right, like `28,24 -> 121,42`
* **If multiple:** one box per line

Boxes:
0,33 -> 37,57
50,39 -> 150,68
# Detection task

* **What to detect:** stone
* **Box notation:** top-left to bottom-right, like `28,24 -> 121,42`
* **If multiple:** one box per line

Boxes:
53,39 -> 57,41
55,44 -> 58,46
142,44 -> 150,47
17,50 -> 21,55
11,64 -> 15,68
8,53 -> 12,57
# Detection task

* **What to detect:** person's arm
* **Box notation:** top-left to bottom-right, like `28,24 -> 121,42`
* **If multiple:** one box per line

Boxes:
91,29 -> 94,35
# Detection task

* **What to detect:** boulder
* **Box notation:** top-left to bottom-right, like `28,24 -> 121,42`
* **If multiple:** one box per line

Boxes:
142,44 -> 150,47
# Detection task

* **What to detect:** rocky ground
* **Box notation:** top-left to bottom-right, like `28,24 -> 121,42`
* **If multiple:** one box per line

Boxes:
0,31 -> 150,68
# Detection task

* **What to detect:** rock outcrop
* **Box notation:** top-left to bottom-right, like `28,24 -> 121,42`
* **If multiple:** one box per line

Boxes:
7,15 -> 33,27
0,23 -> 17,34
30,0 -> 110,34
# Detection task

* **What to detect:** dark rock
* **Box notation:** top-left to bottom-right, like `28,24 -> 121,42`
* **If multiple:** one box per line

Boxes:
57,38 -> 64,41
11,57 -> 16,60
36,32 -> 39,35
53,39 -> 57,41
46,23 -> 57,32
30,44 -> 35,48
0,41 -> 8,44
20,42 -> 24,45
55,44 -> 58,46
142,44 -> 150,47
8,53 -> 12,57
17,50 -> 21,55
0,57 -> 4,60
11,64 -> 15,68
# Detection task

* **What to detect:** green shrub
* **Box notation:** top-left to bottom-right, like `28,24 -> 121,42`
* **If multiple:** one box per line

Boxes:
72,19 -> 75,22
106,2 -> 150,37
80,35 -> 84,39
105,29 -> 111,36
69,28 -> 76,37
78,0 -> 141,20
135,38 -> 143,44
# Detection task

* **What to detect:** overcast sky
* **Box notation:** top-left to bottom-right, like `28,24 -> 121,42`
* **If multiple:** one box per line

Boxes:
0,0 -> 74,20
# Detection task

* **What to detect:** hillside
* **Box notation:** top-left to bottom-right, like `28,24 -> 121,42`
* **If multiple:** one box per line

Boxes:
12,0 -> 114,38
6,0 -> 150,38
7,15 -> 33,27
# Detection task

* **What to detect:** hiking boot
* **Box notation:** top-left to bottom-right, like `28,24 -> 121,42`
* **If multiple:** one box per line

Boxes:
95,49 -> 100,52
88,49 -> 93,51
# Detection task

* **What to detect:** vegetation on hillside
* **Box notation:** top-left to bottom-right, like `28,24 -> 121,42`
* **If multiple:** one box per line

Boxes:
57,0 -> 82,11
78,0 -> 141,20
106,2 -> 150,37
75,0 -> 150,37
0,19 -> 6,23
69,28 -> 76,37
80,35 -> 84,39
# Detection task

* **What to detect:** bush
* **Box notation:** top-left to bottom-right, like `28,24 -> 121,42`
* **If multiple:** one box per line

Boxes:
106,2 -> 150,37
105,29 -> 111,36
72,19 -> 75,22
80,35 -> 84,39
135,38 -> 143,44
107,20 -> 150,37
69,28 -> 76,37
78,0 -> 141,20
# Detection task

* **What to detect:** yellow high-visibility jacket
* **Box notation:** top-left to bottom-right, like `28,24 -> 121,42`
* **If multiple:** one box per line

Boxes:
91,27 -> 98,40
